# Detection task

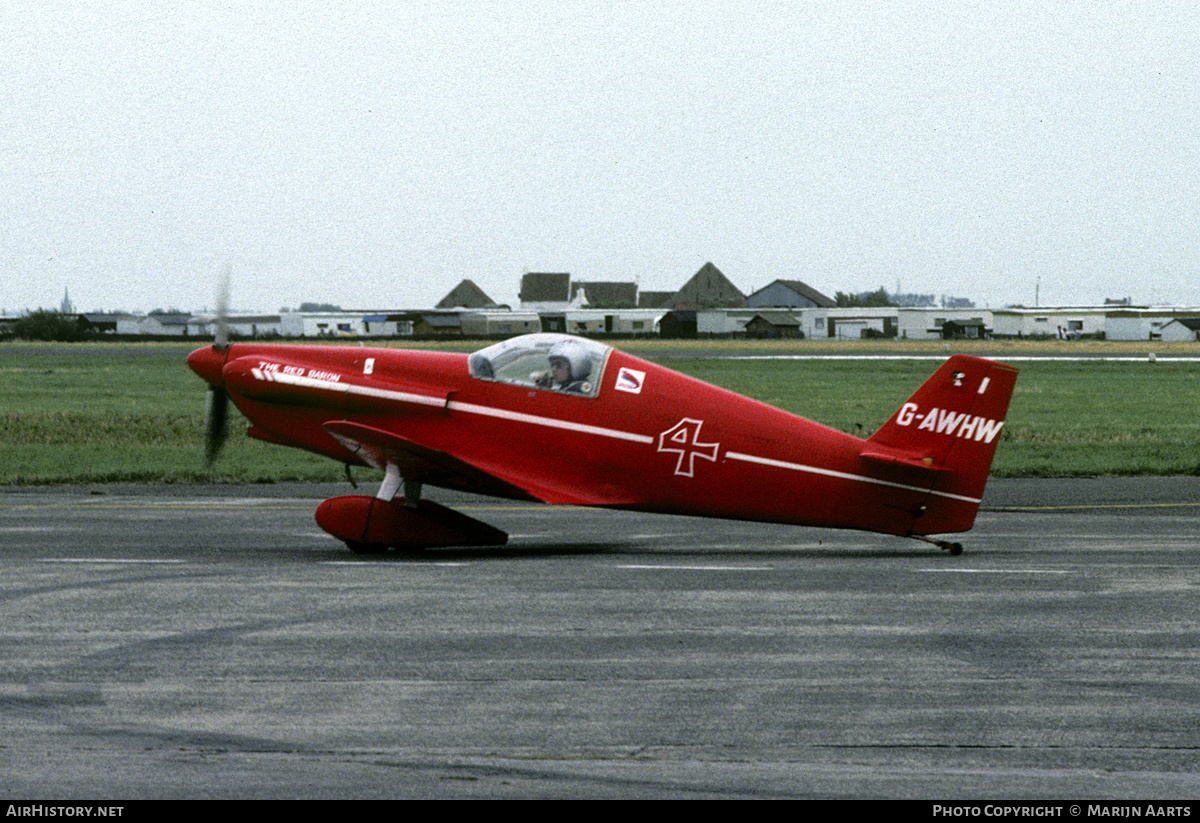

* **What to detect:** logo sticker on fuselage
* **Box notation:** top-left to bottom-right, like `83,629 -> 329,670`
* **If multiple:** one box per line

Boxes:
615,367 -> 646,394
253,361 -> 343,383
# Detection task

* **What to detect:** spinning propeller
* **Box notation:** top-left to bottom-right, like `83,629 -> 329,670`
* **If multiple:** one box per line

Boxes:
203,266 -> 232,465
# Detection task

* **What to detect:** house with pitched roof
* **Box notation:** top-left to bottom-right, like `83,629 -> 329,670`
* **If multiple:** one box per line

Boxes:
746,279 -> 836,309
570,281 -> 639,308
437,279 -> 500,309
665,263 -> 746,309
519,272 -> 573,310
1160,317 -> 1200,341
638,291 -> 675,309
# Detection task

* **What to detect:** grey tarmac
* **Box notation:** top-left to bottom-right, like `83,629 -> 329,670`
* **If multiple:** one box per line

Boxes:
1,478 -> 1198,799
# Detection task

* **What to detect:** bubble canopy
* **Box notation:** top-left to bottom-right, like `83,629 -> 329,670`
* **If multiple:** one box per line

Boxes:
468,334 -> 612,398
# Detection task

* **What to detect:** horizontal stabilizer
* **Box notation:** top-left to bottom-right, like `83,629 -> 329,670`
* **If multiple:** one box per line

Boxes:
858,448 -> 947,473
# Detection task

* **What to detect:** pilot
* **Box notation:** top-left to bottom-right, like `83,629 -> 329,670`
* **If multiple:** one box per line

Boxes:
536,340 -> 592,394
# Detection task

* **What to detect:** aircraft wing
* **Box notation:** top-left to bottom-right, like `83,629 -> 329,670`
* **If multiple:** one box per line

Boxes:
323,420 -> 636,506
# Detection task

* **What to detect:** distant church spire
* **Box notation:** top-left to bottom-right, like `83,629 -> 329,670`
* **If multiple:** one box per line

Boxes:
61,287 -> 74,315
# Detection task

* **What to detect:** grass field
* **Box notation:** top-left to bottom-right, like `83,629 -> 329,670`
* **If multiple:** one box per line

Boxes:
2,339 -> 1198,484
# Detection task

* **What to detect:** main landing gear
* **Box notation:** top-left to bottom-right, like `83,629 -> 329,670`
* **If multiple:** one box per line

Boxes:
910,534 -> 964,555
315,464 -> 508,554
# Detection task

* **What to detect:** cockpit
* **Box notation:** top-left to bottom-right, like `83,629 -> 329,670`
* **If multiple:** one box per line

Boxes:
468,334 -> 611,398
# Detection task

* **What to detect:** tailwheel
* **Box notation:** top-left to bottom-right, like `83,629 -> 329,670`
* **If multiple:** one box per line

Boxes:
911,534 -> 964,555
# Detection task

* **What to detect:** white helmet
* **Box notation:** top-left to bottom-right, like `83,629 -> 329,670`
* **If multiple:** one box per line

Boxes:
548,340 -> 592,381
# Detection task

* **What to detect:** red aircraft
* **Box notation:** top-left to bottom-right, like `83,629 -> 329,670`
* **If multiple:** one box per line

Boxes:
188,332 -> 1017,555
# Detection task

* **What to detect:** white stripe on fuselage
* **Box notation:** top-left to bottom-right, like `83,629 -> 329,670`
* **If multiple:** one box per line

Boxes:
446,399 -> 654,444
724,451 -> 981,504
247,367 -> 979,503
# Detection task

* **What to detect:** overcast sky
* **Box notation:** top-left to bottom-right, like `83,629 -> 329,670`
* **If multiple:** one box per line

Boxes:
4,1 -> 1198,314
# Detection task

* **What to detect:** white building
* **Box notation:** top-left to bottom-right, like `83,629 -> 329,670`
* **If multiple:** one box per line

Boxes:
1160,318 -> 1200,342
280,312 -> 367,338
543,309 -> 664,336
1105,308 -> 1200,341
460,310 -> 541,337
780,307 -> 900,340
991,307 -> 1109,339
896,309 -> 994,340
138,312 -> 192,336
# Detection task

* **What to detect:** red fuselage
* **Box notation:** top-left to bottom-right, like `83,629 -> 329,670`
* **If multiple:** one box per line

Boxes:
189,338 -> 1013,538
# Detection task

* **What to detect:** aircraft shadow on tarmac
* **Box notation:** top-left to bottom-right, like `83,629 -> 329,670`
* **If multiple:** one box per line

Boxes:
311,539 -> 943,562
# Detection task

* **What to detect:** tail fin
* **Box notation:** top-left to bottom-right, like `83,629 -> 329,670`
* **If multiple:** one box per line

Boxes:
864,355 -> 1018,534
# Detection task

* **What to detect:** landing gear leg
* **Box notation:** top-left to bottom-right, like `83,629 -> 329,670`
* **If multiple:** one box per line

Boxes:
376,463 -> 403,501
335,463 -> 410,554
376,463 -> 422,505
403,480 -> 422,508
